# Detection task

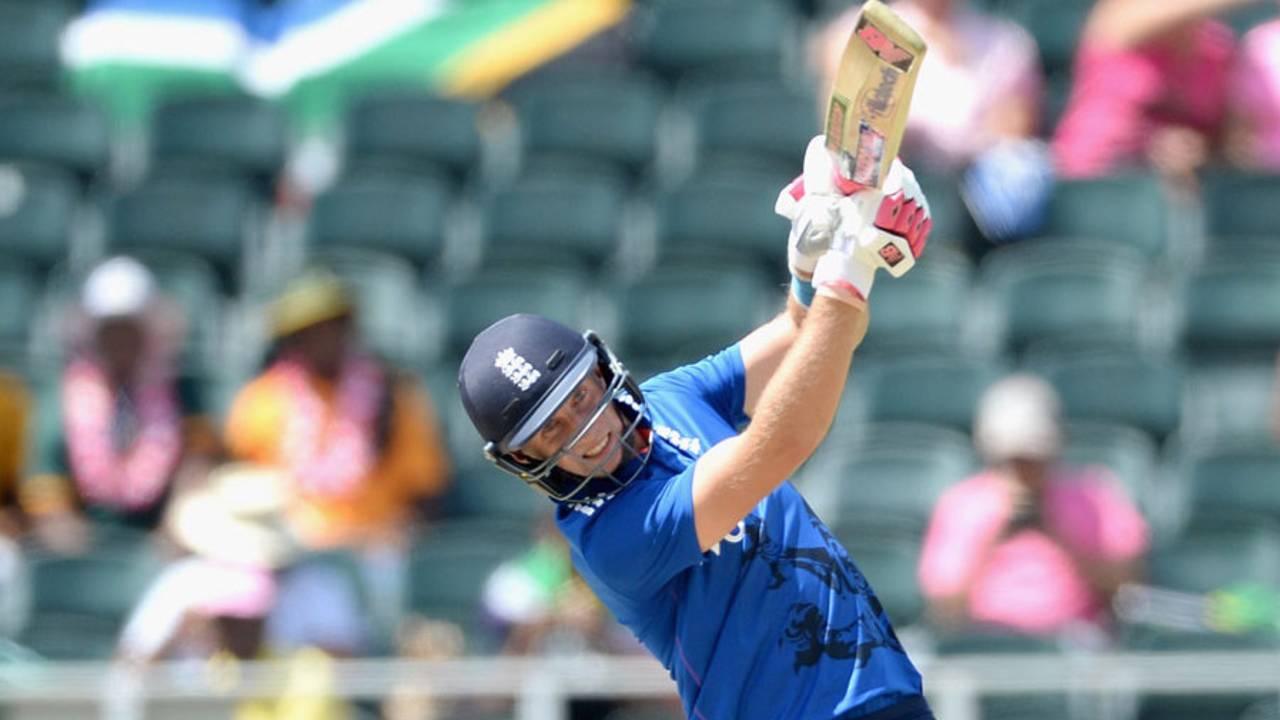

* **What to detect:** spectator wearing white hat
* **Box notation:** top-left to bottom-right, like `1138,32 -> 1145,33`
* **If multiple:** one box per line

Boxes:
22,257 -> 218,553
917,374 -> 1149,636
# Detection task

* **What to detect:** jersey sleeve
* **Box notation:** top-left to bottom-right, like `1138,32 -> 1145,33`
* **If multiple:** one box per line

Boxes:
578,466 -> 704,598
643,345 -> 748,427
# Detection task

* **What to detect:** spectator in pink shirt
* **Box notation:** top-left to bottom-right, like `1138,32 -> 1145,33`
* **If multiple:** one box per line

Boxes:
1229,16 -> 1280,170
918,374 -> 1149,636
1051,0 -> 1270,185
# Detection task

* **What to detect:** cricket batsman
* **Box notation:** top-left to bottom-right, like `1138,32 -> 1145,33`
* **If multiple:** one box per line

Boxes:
457,135 -> 934,720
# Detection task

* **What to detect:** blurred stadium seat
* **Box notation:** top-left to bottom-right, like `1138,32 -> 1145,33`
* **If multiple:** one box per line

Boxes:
1179,249 -> 1280,363
481,165 -> 626,269
150,95 -> 287,190
821,423 -> 977,538
0,260 -> 38,363
615,259 -> 773,367
1150,521 -> 1280,594
1038,174 -> 1170,257
105,173 -> 258,291
345,92 -> 483,181
446,462 -> 550,524
980,240 -> 1147,354
1000,0 -> 1092,82
1036,351 -> 1183,441
405,519 -> 531,650
859,247 -> 974,356
510,73 -> 662,178
1181,440 -> 1280,529
1061,421 -> 1158,509
21,531 -> 162,660
0,95 -> 111,183
654,164 -> 790,277
686,80 -> 820,173
0,164 -> 77,274
632,0 -> 793,81
309,170 -> 451,271
1202,172 -> 1280,239
856,355 -> 1006,432
0,1 -> 77,90
443,265 -> 591,359
1182,364 -> 1277,445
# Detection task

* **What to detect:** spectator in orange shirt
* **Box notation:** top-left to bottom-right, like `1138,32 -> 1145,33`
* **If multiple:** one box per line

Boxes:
224,269 -> 451,635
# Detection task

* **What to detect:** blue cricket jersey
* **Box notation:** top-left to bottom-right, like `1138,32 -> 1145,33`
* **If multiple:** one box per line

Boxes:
555,345 -> 927,720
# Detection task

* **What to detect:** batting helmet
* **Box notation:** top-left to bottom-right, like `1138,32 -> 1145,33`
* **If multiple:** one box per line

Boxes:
457,314 -> 649,502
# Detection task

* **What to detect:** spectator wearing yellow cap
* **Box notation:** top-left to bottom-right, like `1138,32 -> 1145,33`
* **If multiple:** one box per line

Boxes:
917,374 -> 1149,638
23,257 -> 217,553
223,270 -> 451,631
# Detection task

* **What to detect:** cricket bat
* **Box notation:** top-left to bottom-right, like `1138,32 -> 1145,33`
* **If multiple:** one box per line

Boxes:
824,0 -> 927,192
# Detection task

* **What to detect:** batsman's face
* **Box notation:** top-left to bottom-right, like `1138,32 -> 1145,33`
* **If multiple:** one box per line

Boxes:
522,371 -> 626,477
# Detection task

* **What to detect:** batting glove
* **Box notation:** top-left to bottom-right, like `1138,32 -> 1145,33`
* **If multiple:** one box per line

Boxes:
810,158 -> 932,306
776,136 -> 860,305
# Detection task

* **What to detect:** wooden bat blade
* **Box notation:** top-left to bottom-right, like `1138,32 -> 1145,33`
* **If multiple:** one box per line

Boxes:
825,0 -> 927,190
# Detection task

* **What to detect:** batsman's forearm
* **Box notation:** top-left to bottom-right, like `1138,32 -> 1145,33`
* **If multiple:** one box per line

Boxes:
742,295 -> 868,469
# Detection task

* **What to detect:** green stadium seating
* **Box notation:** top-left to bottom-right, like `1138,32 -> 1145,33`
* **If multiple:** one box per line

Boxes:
822,423 -> 977,537
1150,522 -> 1280,595
482,166 -> 626,268
1061,421 -> 1157,508
654,164 -> 790,276
860,247 -> 974,355
21,531 -> 162,660
1180,253 -> 1280,363
616,260 -> 773,366
311,249 -> 433,368
1003,0 -> 1092,79
1182,440 -> 1280,529
0,164 -> 76,272
510,74 -> 662,177
934,630 -> 1073,720
443,265 -> 590,358
856,355 -> 1006,432
835,532 -> 924,627
0,1 -> 77,90
1036,352 -> 1182,441
0,260 -> 38,361
309,170 -> 450,271
912,171 -> 974,250
150,95 -> 287,188
1132,629 -> 1280,720
1039,174 -> 1169,257
633,0 -> 792,81
687,80 -> 820,172
1203,172 -> 1280,238
447,461 -> 551,524
346,92 -> 482,181
1182,364 -> 1277,445
106,174 -> 257,290
0,96 -> 111,182
980,240 -> 1147,354
602,706 -> 685,720
405,520 -> 531,650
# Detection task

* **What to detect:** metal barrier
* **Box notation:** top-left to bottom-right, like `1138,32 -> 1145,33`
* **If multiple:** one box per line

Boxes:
3,652 -> 1280,720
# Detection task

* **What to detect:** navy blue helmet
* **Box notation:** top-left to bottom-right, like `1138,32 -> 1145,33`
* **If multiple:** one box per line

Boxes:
457,314 -> 648,502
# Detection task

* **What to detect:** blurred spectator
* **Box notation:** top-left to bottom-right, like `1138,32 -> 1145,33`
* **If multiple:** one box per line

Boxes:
0,370 -> 30,538
22,257 -> 217,554
1051,0 -> 1266,184
118,464 -> 353,719
383,617 -> 466,720
812,0 -> 1052,242
918,374 -> 1149,637
1228,15 -> 1280,171
224,270 -> 450,633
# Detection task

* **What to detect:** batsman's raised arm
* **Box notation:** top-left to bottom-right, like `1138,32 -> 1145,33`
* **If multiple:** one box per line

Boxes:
692,136 -> 932,551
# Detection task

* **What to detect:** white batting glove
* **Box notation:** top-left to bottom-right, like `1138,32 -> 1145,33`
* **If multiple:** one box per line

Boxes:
776,136 -> 856,283
811,158 -> 932,306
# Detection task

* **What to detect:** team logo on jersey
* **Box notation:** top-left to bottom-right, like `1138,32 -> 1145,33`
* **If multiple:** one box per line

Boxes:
653,425 -> 702,456
494,347 -> 541,391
